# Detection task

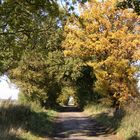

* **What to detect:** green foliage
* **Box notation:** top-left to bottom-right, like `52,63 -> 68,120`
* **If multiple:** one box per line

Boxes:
6,5 -> 65,105
62,57 -> 85,81
10,51 -> 64,107
0,0 -> 64,73
18,91 -> 30,105
10,43 -> 87,107
117,0 -> 140,15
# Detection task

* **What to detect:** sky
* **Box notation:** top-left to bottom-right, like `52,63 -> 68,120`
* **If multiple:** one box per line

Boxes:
0,75 -> 19,100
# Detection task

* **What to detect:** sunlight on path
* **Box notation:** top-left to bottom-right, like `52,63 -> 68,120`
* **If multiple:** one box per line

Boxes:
53,107 -> 122,140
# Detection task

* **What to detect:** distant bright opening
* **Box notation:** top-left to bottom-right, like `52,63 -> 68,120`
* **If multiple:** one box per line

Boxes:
68,96 -> 75,106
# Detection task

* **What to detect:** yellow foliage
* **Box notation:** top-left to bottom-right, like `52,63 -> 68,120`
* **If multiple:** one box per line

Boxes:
62,0 -> 140,105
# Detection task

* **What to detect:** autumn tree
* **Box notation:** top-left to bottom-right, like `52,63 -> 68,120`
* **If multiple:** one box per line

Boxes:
62,0 -> 140,106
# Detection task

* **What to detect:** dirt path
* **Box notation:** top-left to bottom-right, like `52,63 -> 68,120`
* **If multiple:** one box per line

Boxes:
52,107 -> 122,140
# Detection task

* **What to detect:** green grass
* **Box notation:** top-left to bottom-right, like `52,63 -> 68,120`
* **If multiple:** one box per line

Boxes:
117,102 -> 140,140
0,100 -> 56,140
84,101 -> 140,140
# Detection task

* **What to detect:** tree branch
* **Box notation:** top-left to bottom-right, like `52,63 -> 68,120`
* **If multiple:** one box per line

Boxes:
0,26 -> 54,36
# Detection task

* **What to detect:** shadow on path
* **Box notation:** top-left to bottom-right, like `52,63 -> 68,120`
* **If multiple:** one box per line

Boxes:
56,106 -> 83,112
53,106 -> 124,140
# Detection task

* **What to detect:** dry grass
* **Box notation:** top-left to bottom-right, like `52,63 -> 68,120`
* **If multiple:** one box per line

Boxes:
84,101 -> 140,140
84,102 -> 109,115
0,100 -> 56,140
118,101 -> 140,140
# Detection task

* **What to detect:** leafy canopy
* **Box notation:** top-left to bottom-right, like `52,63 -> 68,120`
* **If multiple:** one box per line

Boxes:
62,0 -> 140,106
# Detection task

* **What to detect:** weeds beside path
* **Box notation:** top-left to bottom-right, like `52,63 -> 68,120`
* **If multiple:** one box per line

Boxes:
84,102 -> 140,140
0,100 -> 56,140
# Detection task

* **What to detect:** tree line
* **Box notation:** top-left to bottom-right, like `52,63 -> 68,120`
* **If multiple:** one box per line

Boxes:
0,0 -> 140,108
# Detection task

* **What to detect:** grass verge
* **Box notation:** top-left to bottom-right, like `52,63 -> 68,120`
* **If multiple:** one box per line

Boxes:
0,100 -> 56,140
84,101 -> 140,140
118,101 -> 140,140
